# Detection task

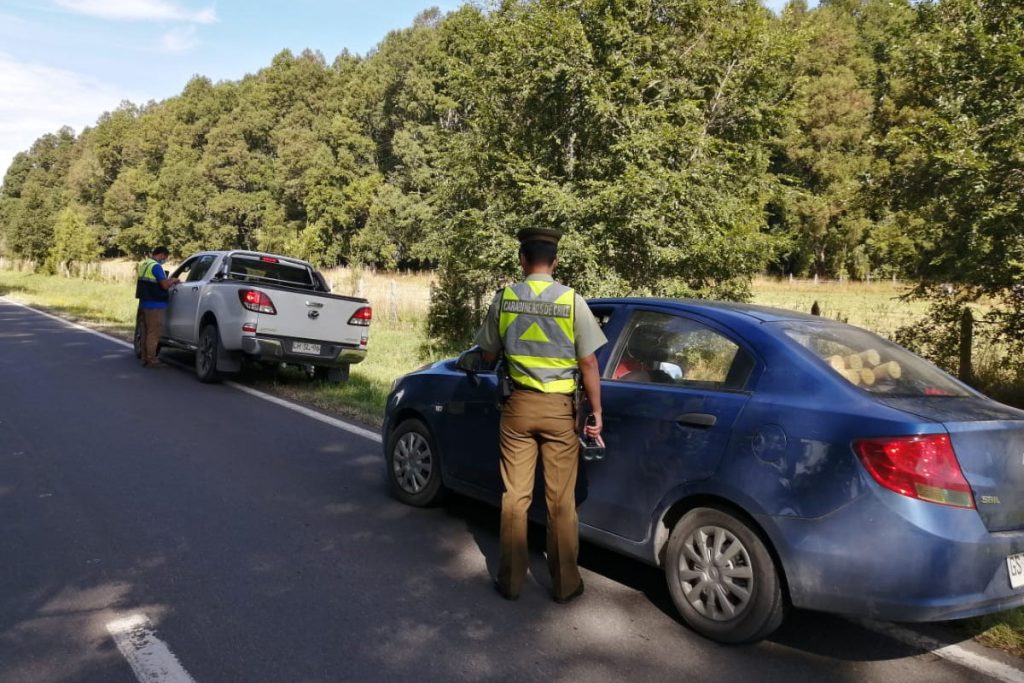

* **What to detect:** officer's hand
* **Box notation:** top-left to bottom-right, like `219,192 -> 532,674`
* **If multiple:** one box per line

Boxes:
585,412 -> 603,438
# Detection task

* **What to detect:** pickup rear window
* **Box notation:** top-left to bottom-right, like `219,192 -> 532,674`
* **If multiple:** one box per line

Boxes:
228,256 -> 319,290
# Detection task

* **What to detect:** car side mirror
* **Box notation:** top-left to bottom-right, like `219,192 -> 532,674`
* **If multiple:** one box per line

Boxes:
457,347 -> 486,374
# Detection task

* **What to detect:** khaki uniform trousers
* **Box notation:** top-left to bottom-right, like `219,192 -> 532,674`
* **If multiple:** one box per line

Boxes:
140,308 -> 165,364
497,389 -> 582,600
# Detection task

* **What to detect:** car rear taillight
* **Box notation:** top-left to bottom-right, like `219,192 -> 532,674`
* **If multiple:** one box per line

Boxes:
853,434 -> 975,509
238,289 -> 276,315
349,306 -> 372,326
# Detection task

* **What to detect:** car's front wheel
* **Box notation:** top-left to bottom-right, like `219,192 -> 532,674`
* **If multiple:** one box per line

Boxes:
386,419 -> 446,507
665,507 -> 785,644
133,310 -> 143,359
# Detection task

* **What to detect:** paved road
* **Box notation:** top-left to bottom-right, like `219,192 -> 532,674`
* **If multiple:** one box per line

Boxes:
0,298 -> 1013,682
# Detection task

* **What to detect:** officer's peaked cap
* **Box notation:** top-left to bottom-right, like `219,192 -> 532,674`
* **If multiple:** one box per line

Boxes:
516,227 -> 563,245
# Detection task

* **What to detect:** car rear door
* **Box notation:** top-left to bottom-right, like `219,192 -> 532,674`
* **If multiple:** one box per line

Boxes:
579,308 -> 755,542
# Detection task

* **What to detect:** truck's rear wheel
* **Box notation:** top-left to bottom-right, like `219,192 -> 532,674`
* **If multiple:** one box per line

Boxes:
196,323 -> 222,383
314,364 -> 350,384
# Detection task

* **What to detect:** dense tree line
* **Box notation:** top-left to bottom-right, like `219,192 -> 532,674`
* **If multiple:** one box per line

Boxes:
1,0 -> 1021,350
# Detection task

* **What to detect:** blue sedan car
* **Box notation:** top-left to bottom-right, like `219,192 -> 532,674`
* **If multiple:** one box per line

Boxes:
382,298 -> 1024,643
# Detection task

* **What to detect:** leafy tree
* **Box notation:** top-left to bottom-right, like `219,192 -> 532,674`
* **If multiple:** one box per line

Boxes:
48,205 -> 100,275
0,127 -> 77,261
884,0 -> 1024,365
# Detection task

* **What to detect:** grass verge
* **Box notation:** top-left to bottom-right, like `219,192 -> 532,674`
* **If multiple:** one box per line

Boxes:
2,267 -> 1023,658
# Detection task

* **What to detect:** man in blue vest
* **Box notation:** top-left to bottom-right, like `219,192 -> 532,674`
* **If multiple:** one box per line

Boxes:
476,227 -> 606,603
135,246 -> 179,368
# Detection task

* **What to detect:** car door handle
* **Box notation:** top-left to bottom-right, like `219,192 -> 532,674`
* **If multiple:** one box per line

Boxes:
191,286 -> 198,292
676,412 -> 717,428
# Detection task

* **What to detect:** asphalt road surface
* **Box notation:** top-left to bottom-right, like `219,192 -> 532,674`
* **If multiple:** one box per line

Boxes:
0,298 -> 1018,683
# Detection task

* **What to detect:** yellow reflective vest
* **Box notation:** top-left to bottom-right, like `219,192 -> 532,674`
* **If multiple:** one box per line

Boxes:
499,280 -> 577,393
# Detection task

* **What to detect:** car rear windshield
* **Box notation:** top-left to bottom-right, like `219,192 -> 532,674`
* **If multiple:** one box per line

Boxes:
777,321 -> 971,397
227,255 -> 317,290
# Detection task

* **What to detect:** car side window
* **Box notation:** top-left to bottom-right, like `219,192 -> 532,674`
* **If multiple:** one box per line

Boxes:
608,311 -> 752,391
171,257 -> 197,280
186,255 -> 216,282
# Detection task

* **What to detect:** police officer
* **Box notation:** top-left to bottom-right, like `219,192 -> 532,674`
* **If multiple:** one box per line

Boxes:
136,246 -> 179,368
476,227 -> 606,603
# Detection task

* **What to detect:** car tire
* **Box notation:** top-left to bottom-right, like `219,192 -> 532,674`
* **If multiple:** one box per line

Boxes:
664,507 -> 785,644
386,419 -> 446,507
133,310 -> 143,359
195,323 -> 222,383
314,364 -> 350,384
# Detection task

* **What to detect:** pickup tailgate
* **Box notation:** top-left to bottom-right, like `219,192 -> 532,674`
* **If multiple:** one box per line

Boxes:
256,288 -> 368,349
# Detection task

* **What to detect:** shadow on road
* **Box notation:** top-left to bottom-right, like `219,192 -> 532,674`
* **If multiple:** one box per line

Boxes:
445,492 -> 933,666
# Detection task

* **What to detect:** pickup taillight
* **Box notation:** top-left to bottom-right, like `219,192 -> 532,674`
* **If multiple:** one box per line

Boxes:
349,306 -> 372,326
239,289 -> 276,315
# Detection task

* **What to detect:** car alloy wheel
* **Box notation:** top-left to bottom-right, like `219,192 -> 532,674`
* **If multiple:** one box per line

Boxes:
195,323 -> 221,383
385,419 -> 446,507
675,525 -> 753,621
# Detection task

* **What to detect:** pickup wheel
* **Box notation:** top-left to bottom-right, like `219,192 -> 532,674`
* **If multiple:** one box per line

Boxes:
133,310 -> 143,359
195,323 -> 223,383
314,364 -> 350,384
386,419 -> 446,507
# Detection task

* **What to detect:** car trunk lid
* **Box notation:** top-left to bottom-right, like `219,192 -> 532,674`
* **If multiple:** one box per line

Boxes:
880,397 -> 1024,532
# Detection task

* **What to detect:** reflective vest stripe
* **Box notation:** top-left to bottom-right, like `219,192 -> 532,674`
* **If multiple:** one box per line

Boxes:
500,280 -> 577,393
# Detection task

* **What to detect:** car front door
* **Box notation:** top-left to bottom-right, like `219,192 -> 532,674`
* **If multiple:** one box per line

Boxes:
440,368 -> 502,493
578,308 -> 756,542
167,255 -> 216,344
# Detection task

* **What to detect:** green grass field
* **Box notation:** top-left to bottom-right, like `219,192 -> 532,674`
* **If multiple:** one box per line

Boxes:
0,266 -> 1021,656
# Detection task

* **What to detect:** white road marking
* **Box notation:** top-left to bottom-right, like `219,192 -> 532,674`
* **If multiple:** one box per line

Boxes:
227,381 -> 382,443
0,296 -> 382,444
1,296 -> 133,349
860,619 -> 1024,683
106,614 -> 197,683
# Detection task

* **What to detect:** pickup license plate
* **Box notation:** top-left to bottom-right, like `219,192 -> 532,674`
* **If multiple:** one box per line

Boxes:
292,342 -> 321,355
1009,553 -> 1024,590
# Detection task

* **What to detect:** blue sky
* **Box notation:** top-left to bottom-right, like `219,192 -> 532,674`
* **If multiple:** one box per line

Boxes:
0,0 -> 801,175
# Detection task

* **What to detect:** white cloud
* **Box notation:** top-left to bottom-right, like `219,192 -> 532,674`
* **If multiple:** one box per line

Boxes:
160,25 -> 198,53
53,0 -> 217,24
0,54 -> 140,177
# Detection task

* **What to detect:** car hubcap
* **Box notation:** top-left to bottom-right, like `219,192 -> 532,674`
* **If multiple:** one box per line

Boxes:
393,432 -> 431,494
677,525 -> 754,621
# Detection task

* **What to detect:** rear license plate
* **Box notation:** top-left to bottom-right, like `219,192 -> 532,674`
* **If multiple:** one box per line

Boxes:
292,342 -> 321,355
1008,553 -> 1024,589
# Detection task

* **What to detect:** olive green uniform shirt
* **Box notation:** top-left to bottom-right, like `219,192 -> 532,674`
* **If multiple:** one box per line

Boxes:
474,274 -> 607,359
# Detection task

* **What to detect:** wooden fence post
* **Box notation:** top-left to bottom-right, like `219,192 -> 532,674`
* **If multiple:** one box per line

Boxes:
388,279 -> 398,323
959,307 -> 973,384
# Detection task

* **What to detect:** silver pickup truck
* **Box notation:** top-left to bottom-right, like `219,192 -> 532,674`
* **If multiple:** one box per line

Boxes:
134,250 -> 371,383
